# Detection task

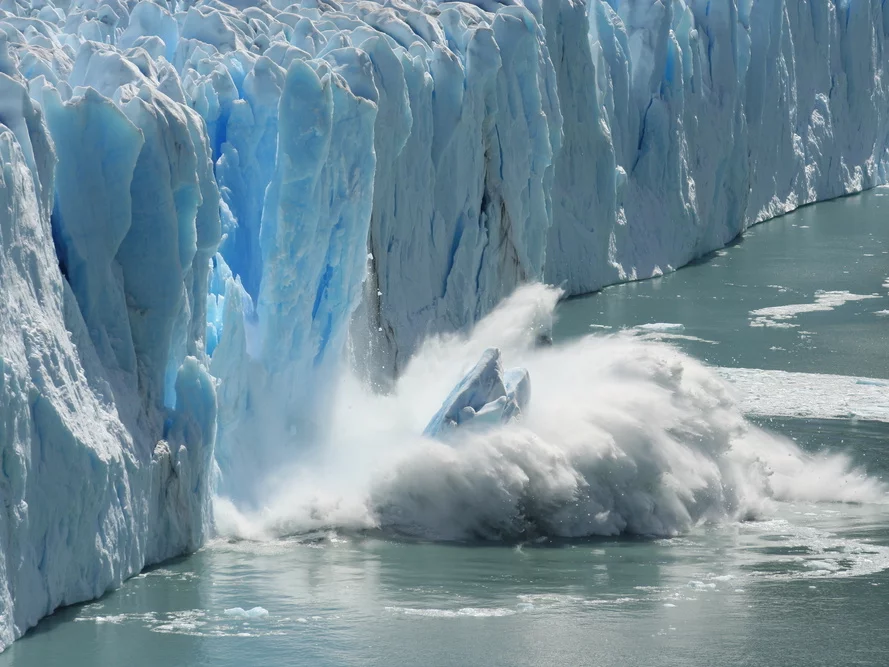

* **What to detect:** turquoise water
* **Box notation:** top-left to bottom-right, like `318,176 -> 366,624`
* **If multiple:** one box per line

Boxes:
555,188 -> 889,378
7,508 -> 889,667
3,190 -> 888,666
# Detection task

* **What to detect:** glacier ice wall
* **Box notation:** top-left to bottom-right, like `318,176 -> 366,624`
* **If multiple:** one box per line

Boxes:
545,0 -> 889,296
211,57 -> 378,503
353,0 -> 889,376
0,18 -> 219,652
2,0 -> 889,649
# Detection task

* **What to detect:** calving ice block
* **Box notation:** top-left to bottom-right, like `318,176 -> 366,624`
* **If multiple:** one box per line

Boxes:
423,348 -> 531,437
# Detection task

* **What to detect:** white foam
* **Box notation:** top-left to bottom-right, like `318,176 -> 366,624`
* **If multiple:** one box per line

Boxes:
741,519 -> 889,581
806,560 -> 841,572
76,615 -> 128,624
385,607 -> 517,618
628,332 -> 719,345
580,597 -> 638,606
751,319 -> 799,329
633,323 -> 686,332
517,593 -> 583,606
75,612 -> 157,625
72,607 -> 291,638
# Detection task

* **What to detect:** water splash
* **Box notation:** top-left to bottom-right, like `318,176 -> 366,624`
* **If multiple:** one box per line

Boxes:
214,285 -> 886,542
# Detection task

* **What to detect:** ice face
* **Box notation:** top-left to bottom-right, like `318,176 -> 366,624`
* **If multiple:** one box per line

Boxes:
0,76 -> 215,650
3,0 -> 889,651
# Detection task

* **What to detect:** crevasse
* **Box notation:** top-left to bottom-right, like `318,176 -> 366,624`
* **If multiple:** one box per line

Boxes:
1,0 -> 888,650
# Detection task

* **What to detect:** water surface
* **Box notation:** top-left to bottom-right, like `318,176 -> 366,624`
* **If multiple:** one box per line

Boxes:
556,188 -> 889,378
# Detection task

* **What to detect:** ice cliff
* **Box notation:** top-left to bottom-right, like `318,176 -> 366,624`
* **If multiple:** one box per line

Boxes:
0,67 -> 217,649
2,0 -> 889,650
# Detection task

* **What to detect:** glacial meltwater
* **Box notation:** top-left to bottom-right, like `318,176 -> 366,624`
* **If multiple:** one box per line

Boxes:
4,190 -> 888,666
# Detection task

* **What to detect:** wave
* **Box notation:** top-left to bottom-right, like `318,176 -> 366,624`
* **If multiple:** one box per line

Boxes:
214,285 -> 886,542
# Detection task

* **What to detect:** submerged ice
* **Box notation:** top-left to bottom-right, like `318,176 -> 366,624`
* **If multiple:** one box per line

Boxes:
3,0 -> 889,651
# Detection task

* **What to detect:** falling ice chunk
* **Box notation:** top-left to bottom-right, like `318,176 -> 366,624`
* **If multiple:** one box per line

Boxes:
423,348 -> 531,438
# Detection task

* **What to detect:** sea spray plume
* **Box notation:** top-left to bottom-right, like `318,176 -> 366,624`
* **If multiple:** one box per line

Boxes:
213,285 -> 565,536
726,428 -> 887,506
371,336 -> 745,539
214,285 -> 887,541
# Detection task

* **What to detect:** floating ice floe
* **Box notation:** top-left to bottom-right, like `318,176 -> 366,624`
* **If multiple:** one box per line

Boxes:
749,290 -> 880,327
717,368 -> 889,422
223,607 -> 269,619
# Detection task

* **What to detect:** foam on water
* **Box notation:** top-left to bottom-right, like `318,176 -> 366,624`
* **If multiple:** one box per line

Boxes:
224,607 -> 269,619
74,608 -> 287,638
633,323 -> 686,332
385,607 -> 517,618
215,285 -> 887,542
739,517 -> 889,581
626,330 -> 720,346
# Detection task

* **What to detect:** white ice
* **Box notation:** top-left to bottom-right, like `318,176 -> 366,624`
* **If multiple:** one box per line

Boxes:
749,291 -> 880,328
718,368 -> 889,423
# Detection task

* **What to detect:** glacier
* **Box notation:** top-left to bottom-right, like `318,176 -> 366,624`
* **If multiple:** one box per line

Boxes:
2,0 -> 889,651
0,72 -> 216,650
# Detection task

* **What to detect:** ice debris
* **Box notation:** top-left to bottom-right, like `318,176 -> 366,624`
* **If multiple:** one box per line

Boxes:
424,348 -> 530,438
223,607 -> 269,619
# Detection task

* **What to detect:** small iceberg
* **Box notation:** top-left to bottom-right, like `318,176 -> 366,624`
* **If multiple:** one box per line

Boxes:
424,348 -> 530,438
223,607 -> 269,619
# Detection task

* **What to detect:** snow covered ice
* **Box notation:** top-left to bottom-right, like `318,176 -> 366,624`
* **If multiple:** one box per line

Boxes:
3,0 -> 889,651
